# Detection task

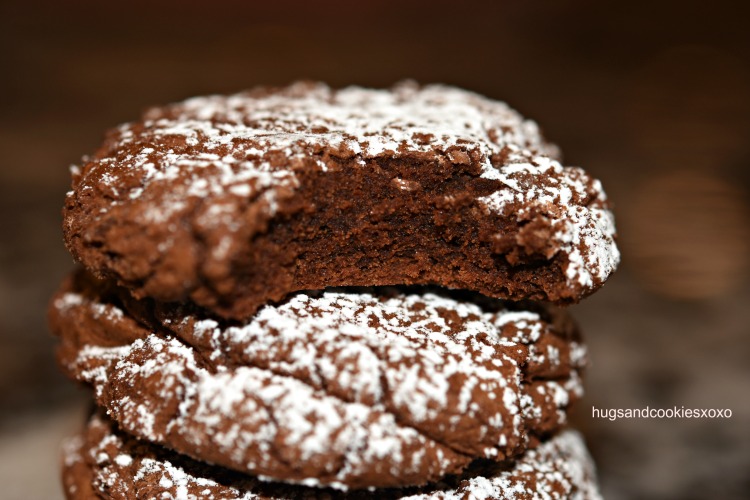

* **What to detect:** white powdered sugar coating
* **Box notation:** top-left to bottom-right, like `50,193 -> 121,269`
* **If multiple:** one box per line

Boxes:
83,81 -> 554,222
478,157 -> 619,288
57,286 -> 585,489
404,430 -> 602,500
66,414 -> 602,500
73,334 -> 466,489
187,291 -> 543,455
166,81 -> 554,161
132,457 -> 241,499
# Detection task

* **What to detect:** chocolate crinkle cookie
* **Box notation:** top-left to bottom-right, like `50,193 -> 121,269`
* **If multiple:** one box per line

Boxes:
51,270 -> 586,490
52,82 -> 616,498
62,81 -> 619,320
62,411 -> 602,500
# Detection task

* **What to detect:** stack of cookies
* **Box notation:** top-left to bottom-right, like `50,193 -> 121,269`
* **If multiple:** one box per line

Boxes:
50,82 -> 619,499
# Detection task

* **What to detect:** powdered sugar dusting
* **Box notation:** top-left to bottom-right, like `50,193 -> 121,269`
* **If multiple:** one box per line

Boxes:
478,157 -> 619,288
169,289 -> 583,462
74,333 -> 467,488
404,430 -> 602,500
74,81 -> 555,225
185,291 -> 533,457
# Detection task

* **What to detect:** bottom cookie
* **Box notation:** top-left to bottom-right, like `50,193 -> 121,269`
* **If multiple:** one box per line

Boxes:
62,412 -> 602,500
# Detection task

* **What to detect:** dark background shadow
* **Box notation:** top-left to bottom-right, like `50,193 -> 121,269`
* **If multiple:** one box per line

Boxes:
1,1 -> 748,498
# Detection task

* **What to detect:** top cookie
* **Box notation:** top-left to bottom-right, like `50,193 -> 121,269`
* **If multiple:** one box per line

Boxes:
63,81 -> 619,319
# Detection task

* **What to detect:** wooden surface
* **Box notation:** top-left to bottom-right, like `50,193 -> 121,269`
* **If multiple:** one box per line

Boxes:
1,1 -> 748,498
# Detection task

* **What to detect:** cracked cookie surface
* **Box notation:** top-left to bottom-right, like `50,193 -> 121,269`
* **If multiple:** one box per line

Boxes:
62,411 -> 602,499
51,271 -> 586,490
62,82 -> 619,320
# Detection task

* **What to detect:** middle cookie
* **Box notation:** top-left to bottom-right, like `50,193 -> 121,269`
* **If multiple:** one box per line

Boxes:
50,271 -> 586,490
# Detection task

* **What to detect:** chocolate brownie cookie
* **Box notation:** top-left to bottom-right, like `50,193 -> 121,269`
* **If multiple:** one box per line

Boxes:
51,270 -> 586,490
62,82 -> 619,320
63,411 -> 602,499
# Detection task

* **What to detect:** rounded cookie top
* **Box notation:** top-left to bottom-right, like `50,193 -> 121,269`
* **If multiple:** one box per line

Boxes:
51,271 -> 586,490
63,81 -> 619,319
63,411 -> 603,500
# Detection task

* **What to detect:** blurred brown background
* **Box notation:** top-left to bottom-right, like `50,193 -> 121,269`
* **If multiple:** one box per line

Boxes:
1,1 -> 748,498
